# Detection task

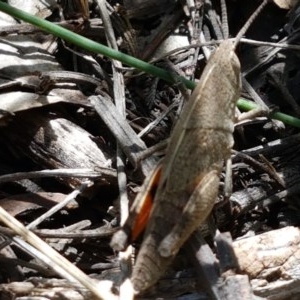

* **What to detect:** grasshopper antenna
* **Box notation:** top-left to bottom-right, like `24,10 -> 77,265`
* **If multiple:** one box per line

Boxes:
234,0 -> 269,49
220,0 -> 229,39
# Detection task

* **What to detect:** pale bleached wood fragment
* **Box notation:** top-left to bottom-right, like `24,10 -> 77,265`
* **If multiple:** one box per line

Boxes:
233,226 -> 300,300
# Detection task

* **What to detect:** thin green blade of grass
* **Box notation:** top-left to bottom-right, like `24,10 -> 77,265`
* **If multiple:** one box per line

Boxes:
0,2 -> 299,128
238,98 -> 300,128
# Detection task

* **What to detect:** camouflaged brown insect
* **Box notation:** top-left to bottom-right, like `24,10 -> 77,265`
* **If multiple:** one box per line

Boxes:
111,0 -> 269,293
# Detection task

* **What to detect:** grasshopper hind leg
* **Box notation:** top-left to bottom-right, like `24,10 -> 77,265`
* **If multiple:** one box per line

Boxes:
158,169 -> 220,257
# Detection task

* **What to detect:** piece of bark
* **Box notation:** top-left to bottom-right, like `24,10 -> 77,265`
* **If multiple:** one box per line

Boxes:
240,133 -> 300,157
0,34 -> 61,80
233,226 -> 300,300
0,89 -> 89,117
0,111 -> 112,187
90,95 -> 158,176
0,192 -> 77,217
229,137 -> 300,214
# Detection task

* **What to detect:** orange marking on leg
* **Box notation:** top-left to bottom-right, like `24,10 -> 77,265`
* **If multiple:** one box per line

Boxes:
131,166 -> 162,241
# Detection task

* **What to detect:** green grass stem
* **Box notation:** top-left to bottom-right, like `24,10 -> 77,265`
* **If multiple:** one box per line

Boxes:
0,2 -> 300,128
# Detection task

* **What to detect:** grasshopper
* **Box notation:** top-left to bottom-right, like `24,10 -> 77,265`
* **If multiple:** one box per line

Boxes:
111,0 -> 269,293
